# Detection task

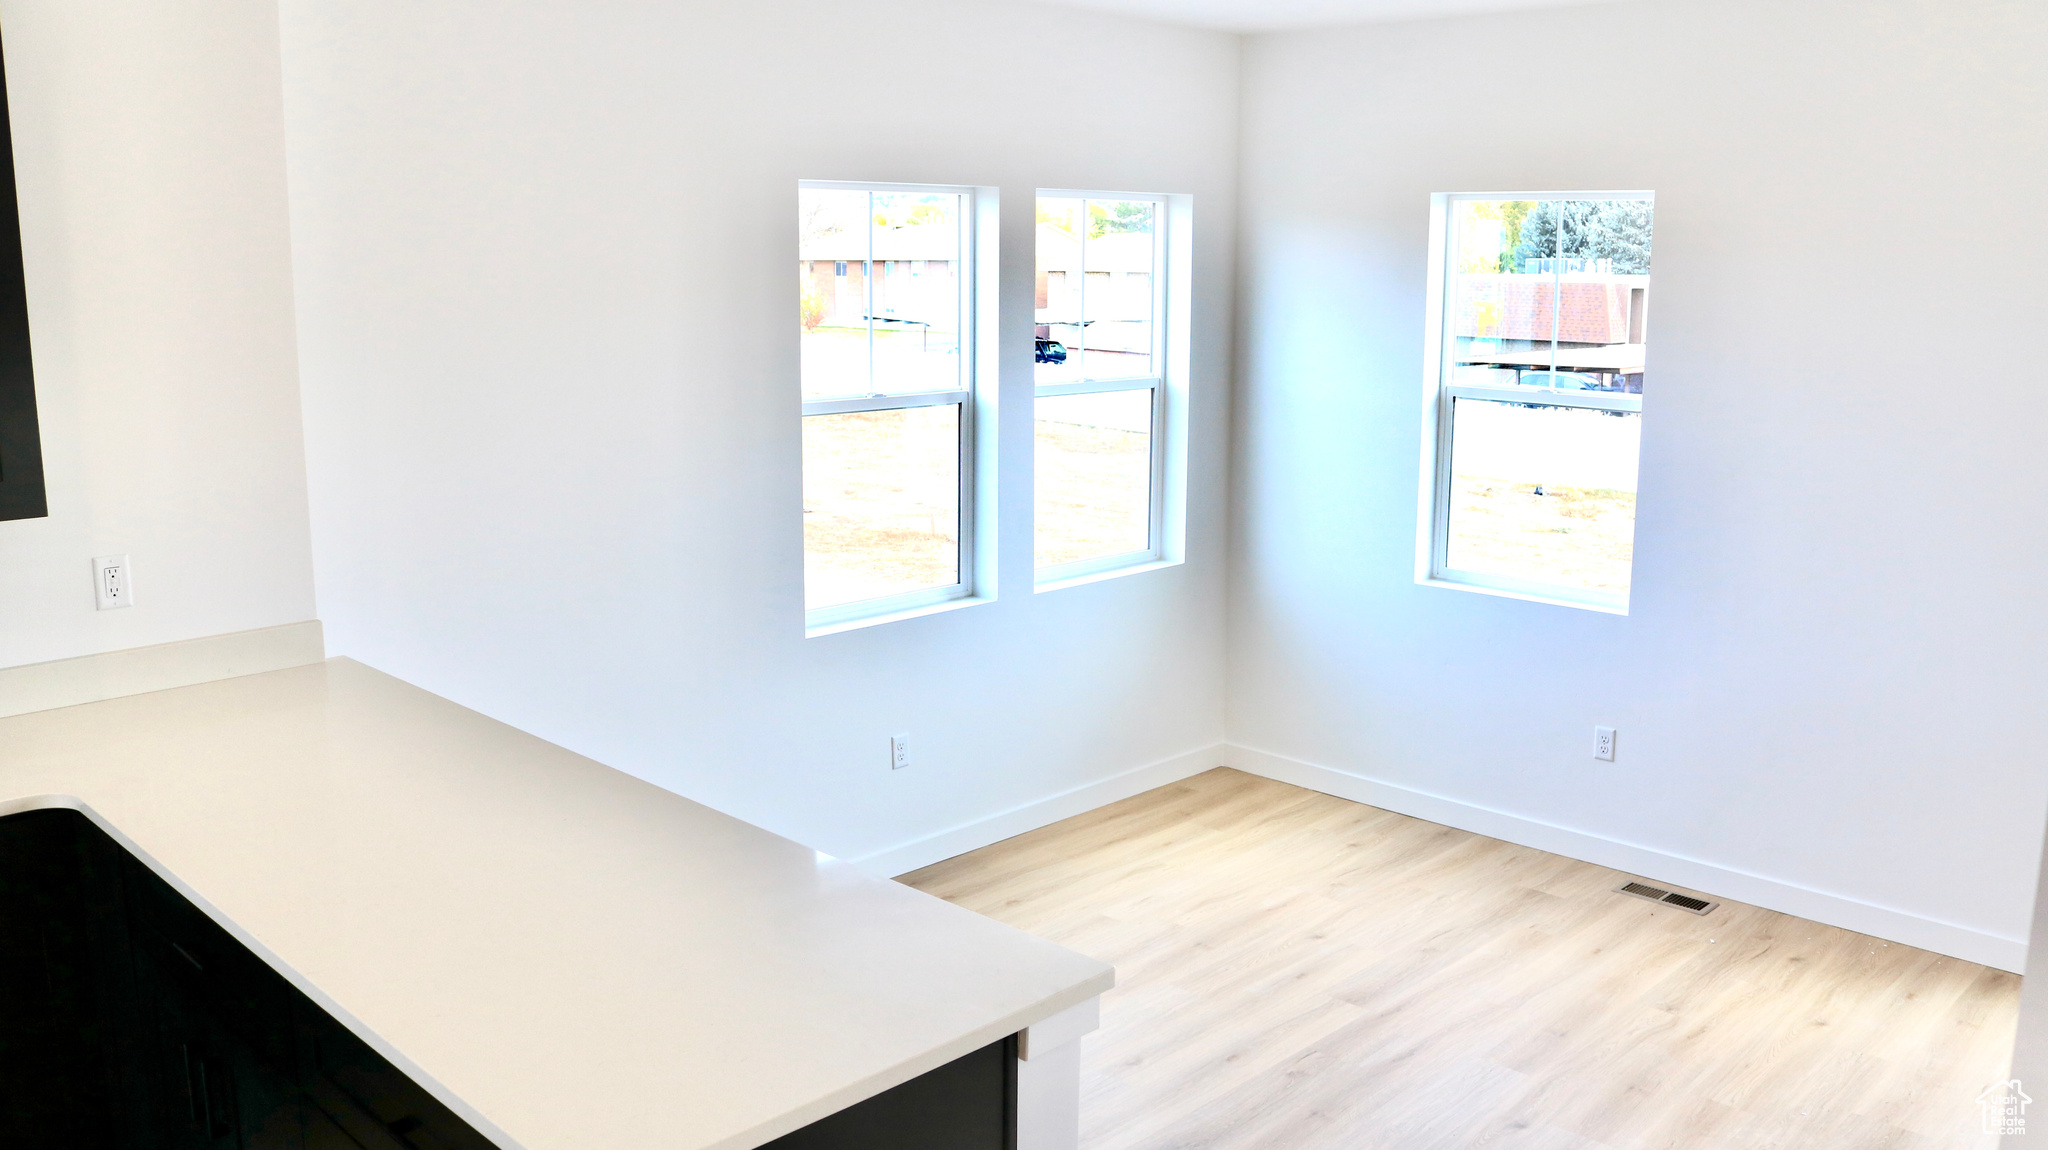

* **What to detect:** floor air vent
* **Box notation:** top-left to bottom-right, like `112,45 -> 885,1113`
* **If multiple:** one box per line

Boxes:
1615,880 -> 1718,915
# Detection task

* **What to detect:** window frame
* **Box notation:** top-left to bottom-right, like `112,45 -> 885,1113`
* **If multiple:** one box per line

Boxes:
1033,189 -> 1183,589
1416,190 -> 1652,615
800,180 -> 996,636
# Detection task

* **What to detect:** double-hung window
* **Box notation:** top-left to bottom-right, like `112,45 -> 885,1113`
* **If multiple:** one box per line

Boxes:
799,182 -> 988,632
1420,192 -> 1655,613
1033,192 -> 1180,585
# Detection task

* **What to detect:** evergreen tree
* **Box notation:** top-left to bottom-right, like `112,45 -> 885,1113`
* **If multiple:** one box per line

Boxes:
1510,201 -> 1654,274
1089,200 -> 1154,237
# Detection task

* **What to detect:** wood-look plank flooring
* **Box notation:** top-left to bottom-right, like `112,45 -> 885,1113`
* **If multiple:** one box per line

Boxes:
903,768 -> 2020,1150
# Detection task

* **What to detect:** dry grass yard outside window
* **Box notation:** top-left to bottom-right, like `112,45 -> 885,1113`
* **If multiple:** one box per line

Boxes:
1448,474 -> 1636,596
907,770 -> 2019,1150
803,402 -> 1151,595
1035,389 -> 1152,569
801,407 -> 960,610
1446,401 -> 1640,596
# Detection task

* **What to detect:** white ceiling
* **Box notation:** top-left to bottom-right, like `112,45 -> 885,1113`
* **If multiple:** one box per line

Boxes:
1015,0 -> 1627,32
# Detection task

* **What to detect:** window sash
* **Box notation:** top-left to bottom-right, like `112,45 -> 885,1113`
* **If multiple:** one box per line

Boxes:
1034,192 -> 1171,582
800,181 -> 973,402
1428,564 -> 1631,614
1423,191 -> 1652,612
1441,190 -> 1651,206
1033,378 -> 1167,581
801,400 -> 973,627
1442,383 -> 1641,414
804,574 -> 973,632
1035,191 -> 1169,388
804,389 -> 968,417
801,180 -> 980,632
1441,191 -> 1652,390
1034,376 -> 1161,399
1427,389 -> 1640,611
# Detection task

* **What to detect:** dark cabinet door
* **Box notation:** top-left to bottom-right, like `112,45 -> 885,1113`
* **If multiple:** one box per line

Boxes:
0,809 -> 499,1150
0,808 -> 1019,1150
0,806 -> 151,1147
758,1036 -> 1017,1150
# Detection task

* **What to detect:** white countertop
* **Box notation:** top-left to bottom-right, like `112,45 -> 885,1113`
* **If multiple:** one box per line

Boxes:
0,657 -> 1112,1150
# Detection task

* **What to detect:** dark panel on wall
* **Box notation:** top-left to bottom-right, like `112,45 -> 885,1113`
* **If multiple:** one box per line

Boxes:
0,33 -> 42,522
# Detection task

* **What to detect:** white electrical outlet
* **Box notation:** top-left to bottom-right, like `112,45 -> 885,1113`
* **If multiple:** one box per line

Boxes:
93,554 -> 132,611
890,734 -> 911,771
1593,726 -> 1616,762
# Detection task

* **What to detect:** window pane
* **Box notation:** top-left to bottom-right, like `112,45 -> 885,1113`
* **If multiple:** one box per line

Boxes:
1035,198 -> 1084,384
1083,200 -> 1154,380
1035,389 -> 1153,569
1444,398 -> 1639,596
869,192 -> 962,395
803,405 -> 961,611
799,187 -> 871,401
1449,198 -> 1652,394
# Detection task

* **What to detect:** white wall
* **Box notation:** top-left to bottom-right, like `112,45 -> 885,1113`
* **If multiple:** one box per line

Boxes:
1231,0 -> 2048,968
0,0 -> 316,668
21,0 -> 2018,982
278,0 -> 1236,864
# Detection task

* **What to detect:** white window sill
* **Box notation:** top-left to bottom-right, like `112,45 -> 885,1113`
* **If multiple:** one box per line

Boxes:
1417,575 -> 1629,616
805,593 -> 993,638
1035,556 -> 1181,595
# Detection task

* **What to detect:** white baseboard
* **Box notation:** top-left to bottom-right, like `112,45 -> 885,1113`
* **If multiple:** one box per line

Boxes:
853,743 -> 1227,878
0,621 -> 327,719
727,727 -> 2026,972
1225,742 -> 2026,973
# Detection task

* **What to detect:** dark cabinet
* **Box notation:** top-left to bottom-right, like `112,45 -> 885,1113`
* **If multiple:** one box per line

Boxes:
760,1035 -> 1016,1150
0,808 -> 497,1150
0,808 -> 1017,1150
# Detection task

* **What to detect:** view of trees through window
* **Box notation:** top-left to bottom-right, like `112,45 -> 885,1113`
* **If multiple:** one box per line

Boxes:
1437,195 -> 1653,604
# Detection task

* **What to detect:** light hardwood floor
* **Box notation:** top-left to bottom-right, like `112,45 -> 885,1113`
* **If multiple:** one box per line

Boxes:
904,768 -> 2020,1150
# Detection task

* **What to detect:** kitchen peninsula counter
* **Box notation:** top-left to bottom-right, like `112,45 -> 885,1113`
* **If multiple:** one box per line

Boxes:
0,657 -> 1111,1150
